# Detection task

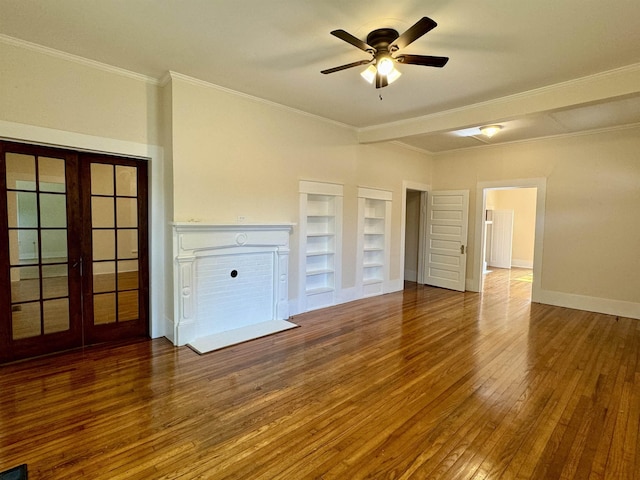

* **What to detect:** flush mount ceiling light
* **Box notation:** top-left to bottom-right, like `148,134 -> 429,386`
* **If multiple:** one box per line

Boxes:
480,125 -> 503,138
321,17 -> 449,89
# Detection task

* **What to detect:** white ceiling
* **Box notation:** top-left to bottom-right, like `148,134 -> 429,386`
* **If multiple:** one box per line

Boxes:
1,0 -> 639,153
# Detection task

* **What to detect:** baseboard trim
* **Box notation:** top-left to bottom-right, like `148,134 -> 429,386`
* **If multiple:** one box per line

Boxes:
535,289 -> 640,320
511,259 -> 534,268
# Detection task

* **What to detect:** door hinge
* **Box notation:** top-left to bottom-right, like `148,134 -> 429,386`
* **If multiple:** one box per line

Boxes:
461,245 -> 465,254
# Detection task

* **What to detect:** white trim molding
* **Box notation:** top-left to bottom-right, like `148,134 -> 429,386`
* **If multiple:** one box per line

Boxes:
536,290 -> 640,320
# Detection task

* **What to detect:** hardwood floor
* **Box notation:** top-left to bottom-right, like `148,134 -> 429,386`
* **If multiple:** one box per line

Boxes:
1,268 -> 638,479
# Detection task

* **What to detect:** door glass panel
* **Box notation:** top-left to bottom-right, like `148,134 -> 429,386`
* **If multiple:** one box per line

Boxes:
43,299 -> 70,334
116,165 -> 137,196
117,230 -> 138,259
5,153 -> 36,189
93,261 -> 116,293
94,293 -> 116,324
92,197 -> 114,227
118,291 -> 138,322
116,197 -> 137,227
85,159 -> 145,332
38,157 -> 66,192
41,229 -> 68,263
6,192 -> 38,228
11,229 -> 39,265
93,230 -> 115,260
118,260 -> 138,290
91,163 -> 114,195
12,301 -> 41,339
4,150 -> 72,343
42,265 -> 68,299
17,192 -> 38,227
40,193 -> 67,228
10,266 -> 40,302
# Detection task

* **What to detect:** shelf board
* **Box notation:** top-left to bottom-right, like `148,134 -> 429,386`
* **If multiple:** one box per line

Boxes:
363,247 -> 384,252
306,251 -> 335,257
306,233 -> 335,237
306,286 -> 334,295
363,263 -> 383,268
363,279 -> 383,285
306,269 -> 334,276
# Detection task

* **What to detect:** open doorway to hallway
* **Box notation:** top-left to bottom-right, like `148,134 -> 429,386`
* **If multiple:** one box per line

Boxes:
401,181 -> 429,288
481,186 -> 538,300
404,189 -> 422,283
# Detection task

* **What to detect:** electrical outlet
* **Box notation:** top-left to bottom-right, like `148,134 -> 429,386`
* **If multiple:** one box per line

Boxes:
237,216 -> 246,223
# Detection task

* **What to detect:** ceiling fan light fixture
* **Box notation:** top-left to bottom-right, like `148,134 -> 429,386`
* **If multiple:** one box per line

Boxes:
480,125 -> 503,138
322,17 -> 448,89
360,65 -> 377,84
386,67 -> 402,84
376,56 -> 394,76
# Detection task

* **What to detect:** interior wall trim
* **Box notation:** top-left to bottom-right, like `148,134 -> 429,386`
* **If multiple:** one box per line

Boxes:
0,33 -> 159,85
536,289 -> 640,320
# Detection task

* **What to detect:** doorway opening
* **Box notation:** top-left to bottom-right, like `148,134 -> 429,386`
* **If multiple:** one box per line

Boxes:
404,189 -> 423,283
474,179 -> 546,302
401,182 -> 429,288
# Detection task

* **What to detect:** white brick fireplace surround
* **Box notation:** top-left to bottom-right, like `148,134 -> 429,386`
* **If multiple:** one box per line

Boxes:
172,223 -> 294,347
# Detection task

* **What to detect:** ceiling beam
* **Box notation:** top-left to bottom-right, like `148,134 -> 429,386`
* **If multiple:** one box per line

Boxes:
357,63 -> 640,144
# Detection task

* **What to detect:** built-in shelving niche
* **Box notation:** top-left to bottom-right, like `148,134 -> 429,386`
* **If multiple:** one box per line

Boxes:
299,181 -> 343,311
356,187 -> 392,298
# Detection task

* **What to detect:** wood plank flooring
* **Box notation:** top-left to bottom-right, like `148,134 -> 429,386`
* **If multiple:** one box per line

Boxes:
1,268 -> 639,479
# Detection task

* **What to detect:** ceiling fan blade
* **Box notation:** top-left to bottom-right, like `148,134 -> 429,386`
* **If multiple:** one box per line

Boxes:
396,54 -> 449,68
331,29 -> 375,53
375,71 -> 388,89
321,59 -> 372,74
390,17 -> 437,51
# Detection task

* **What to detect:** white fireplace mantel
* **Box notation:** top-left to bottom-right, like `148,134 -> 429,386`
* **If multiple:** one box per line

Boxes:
172,223 -> 294,346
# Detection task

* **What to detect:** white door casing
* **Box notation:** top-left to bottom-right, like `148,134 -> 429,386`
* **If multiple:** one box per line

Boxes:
424,190 -> 469,292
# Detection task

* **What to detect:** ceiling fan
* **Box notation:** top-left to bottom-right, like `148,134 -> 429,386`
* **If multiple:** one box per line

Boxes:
321,17 -> 449,88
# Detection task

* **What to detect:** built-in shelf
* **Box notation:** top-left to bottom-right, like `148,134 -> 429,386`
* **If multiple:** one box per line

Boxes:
357,188 -> 392,298
299,181 -> 343,311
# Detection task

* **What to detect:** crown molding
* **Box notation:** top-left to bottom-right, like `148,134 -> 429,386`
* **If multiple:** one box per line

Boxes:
166,71 -> 354,131
0,33 -> 160,85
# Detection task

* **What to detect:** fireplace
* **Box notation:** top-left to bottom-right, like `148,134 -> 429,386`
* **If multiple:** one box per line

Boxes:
172,223 -> 294,347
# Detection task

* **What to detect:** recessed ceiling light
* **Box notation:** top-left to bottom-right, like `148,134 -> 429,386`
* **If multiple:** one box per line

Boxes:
480,125 -> 503,138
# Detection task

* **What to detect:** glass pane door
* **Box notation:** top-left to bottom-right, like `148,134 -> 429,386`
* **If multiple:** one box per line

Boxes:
1,142 -> 148,363
82,155 -> 148,344
0,143 -> 82,361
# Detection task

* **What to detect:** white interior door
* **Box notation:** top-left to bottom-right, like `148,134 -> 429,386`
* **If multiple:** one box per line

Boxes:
424,190 -> 469,291
488,209 -> 514,269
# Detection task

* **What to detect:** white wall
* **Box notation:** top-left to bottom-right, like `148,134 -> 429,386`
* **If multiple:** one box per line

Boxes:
434,127 -> 640,318
167,74 -> 433,311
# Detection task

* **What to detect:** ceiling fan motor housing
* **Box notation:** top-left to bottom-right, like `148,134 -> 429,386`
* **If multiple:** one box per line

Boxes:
366,28 -> 400,53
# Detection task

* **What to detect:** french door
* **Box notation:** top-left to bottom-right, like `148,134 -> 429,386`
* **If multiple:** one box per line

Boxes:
0,141 -> 148,363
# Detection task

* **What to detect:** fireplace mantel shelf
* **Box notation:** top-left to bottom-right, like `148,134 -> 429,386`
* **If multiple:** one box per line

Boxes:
173,222 -> 296,231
